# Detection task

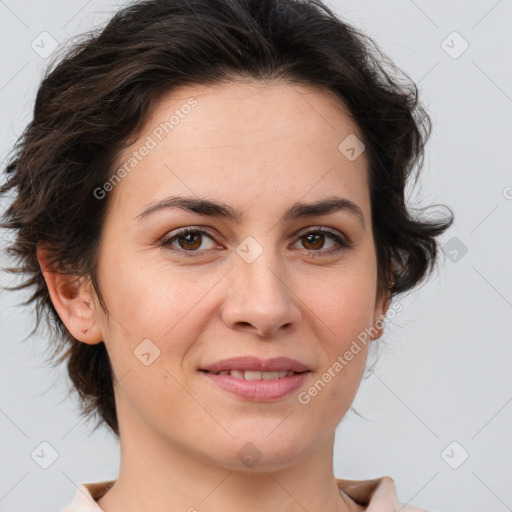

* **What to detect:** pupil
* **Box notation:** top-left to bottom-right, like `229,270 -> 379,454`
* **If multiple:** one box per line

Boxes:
181,233 -> 200,250
306,233 -> 323,249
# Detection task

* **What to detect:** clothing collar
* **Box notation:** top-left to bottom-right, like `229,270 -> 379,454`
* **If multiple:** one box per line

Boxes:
60,476 -> 426,511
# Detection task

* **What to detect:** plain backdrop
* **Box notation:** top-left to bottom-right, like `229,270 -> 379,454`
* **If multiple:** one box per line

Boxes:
0,1 -> 511,511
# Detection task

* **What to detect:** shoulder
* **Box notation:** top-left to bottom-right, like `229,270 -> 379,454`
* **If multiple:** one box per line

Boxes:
336,475 -> 432,511
59,481 -> 114,512
400,505 -> 430,512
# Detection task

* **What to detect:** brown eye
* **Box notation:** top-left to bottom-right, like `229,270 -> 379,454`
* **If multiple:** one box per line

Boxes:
177,232 -> 202,250
294,228 -> 349,256
162,228 -> 217,253
161,226 -> 350,258
301,232 -> 326,250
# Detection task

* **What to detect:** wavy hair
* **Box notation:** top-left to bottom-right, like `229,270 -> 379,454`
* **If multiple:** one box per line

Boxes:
0,0 -> 453,437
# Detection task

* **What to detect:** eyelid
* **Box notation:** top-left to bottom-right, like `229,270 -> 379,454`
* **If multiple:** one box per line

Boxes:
160,226 -> 220,250
161,225 -> 352,255
294,225 -> 351,244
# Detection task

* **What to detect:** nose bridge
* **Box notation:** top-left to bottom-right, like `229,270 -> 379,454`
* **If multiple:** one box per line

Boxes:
221,235 -> 300,336
240,242 -> 286,298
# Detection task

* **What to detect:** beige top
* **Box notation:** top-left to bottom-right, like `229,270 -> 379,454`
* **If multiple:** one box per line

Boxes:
59,476 -> 430,511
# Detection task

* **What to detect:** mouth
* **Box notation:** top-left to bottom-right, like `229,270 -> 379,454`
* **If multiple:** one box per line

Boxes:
198,356 -> 311,399
199,355 -> 311,375
199,369 -> 310,380
198,368 -> 311,400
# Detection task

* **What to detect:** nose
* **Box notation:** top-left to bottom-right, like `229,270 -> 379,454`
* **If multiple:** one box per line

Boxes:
220,248 -> 301,338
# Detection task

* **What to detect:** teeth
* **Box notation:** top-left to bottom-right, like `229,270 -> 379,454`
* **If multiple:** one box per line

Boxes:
215,370 -> 297,379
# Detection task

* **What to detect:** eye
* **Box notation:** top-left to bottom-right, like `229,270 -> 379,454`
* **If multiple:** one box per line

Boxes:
292,228 -> 350,257
161,226 -> 350,257
162,227 -> 218,254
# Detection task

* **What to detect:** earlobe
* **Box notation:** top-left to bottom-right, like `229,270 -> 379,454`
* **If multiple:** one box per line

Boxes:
36,246 -> 103,345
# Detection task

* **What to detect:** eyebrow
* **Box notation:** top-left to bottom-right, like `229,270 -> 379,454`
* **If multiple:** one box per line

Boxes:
135,195 -> 365,228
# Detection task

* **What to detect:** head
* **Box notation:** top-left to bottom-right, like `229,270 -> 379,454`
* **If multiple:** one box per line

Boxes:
1,0 -> 452,465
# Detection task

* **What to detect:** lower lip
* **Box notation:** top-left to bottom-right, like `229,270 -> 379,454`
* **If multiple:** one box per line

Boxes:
200,371 -> 310,401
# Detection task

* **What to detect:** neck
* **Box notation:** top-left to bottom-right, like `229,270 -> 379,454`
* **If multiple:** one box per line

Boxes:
97,413 -> 359,512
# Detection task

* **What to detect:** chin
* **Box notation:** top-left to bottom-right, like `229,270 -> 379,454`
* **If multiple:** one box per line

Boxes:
203,432 -> 311,472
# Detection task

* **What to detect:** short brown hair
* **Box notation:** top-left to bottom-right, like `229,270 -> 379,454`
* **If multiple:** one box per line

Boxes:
0,0 -> 453,438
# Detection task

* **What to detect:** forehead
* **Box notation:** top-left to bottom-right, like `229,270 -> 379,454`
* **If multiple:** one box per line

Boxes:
143,78 -> 362,146
109,78 -> 369,219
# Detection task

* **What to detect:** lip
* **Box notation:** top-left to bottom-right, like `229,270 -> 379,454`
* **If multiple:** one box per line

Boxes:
200,371 -> 310,401
199,356 -> 310,373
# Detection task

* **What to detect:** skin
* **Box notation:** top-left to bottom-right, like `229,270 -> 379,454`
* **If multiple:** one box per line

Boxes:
39,78 -> 391,512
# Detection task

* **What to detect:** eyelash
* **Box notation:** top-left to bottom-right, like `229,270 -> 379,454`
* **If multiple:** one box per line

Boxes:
161,226 -> 351,258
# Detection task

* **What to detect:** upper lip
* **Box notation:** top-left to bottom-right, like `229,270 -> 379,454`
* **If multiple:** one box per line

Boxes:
200,356 -> 310,373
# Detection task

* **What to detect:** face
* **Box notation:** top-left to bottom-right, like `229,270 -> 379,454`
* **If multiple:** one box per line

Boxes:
74,79 -> 389,470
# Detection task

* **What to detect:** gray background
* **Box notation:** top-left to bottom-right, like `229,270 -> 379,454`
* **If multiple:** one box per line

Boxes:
0,1 -> 511,511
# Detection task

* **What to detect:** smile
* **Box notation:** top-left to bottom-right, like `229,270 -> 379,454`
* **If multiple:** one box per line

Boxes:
199,369 -> 310,400
202,369 -> 305,380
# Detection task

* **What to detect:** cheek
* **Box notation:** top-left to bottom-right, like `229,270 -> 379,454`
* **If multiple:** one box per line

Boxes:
301,259 -> 376,393
304,261 -> 377,336
99,251 -> 209,337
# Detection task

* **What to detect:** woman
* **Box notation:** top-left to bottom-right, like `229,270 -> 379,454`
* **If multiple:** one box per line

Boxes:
0,0 -> 452,510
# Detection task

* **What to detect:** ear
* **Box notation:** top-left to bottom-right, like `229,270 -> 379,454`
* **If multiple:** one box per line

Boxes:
370,286 -> 392,341
37,246 -> 103,345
